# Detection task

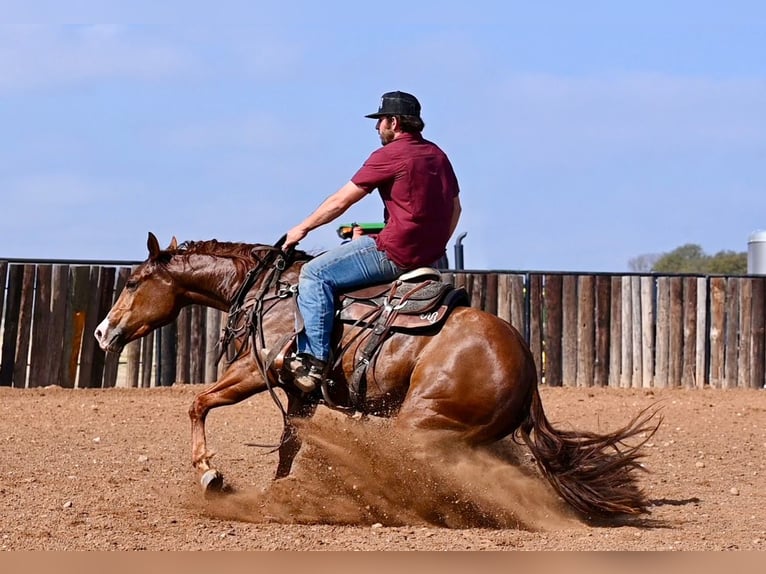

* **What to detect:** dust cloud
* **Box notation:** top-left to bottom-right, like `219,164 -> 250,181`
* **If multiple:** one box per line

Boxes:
200,409 -> 580,531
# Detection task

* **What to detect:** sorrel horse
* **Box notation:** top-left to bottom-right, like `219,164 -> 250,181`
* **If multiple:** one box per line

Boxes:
95,233 -> 660,518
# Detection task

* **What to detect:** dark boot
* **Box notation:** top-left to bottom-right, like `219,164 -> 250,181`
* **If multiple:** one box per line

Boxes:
282,353 -> 326,393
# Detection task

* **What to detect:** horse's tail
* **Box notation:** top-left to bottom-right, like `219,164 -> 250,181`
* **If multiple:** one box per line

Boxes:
517,386 -> 662,517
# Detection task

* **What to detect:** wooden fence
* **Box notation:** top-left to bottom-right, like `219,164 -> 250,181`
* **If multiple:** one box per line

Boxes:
1,259 -> 764,390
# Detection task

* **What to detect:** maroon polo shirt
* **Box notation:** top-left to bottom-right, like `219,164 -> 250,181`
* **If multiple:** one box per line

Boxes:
350,132 -> 460,270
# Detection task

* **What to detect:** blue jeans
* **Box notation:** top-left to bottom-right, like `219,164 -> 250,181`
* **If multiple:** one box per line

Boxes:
296,236 -> 401,362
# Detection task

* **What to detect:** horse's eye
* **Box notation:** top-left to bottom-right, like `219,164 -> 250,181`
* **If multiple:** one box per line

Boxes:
125,280 -> 139,291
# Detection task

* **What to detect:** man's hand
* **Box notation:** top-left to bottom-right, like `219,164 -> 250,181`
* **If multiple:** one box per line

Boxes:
284,225 -> 308,250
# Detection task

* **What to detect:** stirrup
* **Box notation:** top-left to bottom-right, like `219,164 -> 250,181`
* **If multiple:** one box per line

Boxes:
283,354 -> 325,393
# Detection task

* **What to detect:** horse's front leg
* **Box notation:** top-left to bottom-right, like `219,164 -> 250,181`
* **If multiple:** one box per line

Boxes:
275,395 -> 317,479
188,356 -> 266,492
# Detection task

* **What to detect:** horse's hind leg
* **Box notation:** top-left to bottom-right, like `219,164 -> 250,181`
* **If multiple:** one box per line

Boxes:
188,356 -> 267,493
275,396 -> 317,479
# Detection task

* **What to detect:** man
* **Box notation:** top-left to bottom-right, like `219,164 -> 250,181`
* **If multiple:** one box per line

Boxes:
282,91 -> 461,392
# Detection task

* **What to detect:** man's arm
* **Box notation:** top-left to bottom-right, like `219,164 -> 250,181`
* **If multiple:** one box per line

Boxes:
448,195 -> 462,238
284,181 -> 368,249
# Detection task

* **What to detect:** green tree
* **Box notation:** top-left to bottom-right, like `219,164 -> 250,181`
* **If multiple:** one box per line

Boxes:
706,250 -> 748,274
645,243 -> 747,274
652,244 -> 707,273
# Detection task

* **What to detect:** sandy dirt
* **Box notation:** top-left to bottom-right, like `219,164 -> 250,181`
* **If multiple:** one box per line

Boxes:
1,384 -> 764,551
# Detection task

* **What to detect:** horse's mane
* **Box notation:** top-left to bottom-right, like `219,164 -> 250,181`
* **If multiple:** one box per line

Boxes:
167,239 -> 311,274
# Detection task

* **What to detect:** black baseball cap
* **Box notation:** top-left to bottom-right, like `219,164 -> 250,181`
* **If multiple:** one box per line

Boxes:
365,91 -> 421,119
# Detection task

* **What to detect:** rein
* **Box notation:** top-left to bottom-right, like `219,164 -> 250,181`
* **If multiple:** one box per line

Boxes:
217,236 -> 293,362
217,236 -> 298,450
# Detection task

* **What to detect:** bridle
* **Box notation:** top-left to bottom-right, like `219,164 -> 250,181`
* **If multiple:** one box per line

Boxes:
217,235 -> 295,364
217,236 -> 301,450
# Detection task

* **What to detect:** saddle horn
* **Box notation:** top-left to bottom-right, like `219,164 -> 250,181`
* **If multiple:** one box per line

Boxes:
273,233 -> 296,265
273,234 -> 287,249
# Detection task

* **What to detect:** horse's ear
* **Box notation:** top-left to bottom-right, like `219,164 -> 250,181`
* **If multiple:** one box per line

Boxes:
168,236 -> 178,250
147,232 -> 161,260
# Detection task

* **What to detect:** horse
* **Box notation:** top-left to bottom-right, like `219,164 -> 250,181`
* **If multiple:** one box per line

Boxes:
95,232 -> 660,519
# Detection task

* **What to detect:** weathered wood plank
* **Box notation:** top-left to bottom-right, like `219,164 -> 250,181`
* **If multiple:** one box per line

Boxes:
176,306 -> 191,383
28,265 -> 52,388
681,277 -> 698,388
530,274 -> 549,384
594,276 -> 610,387
141,332 -> 155,388
484,273 -> 498,317
654,277 -> 670,389
750,278 -> 765,390
452,272 -> 468,293
738,279 -> 752,389
510,275 -> 526,336
608,276 -> 622,388
461,273 -> 475,306
0,265 -> 25,387
189,305 -> 206,384
695,278 -> 708,388
562,275 -> 578,387
65,266 -> 91,388
640,276 -> 654,388
630,277 -> 642,388
47,266 -> 70,387
205,307 -> 222,383
668,277 -> 683,388
496,273 -> 512,324
708,277 -> 726,388
470,273 -> 485,310
29,265 -> 69,388
575,275 -> 595,388
124,341 -> 141,388
496,273 -> 527,335
539,274 -> 557,385
13,265 -> 36,388
159,322 -> 178,386
90,267 -> 116,388
620,276 -> 632,388
0,261 -> 7,335
76,267 -> 101,388
0,261 -> 6,384
723,278 -> 740,389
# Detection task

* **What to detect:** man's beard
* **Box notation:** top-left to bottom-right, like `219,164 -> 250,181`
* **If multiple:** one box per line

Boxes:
379,129 -> 395,145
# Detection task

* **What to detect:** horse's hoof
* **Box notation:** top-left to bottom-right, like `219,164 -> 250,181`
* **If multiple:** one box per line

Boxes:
200,469 -> 224,494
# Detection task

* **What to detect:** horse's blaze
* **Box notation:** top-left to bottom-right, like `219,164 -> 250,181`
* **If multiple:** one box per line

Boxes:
95,314 -> 153,352
94,317 -> 117,352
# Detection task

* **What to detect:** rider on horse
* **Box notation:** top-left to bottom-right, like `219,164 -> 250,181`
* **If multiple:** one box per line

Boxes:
282,91 -> 462,392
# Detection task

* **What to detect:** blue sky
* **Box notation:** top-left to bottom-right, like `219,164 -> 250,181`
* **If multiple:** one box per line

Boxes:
1,1 -> 764,271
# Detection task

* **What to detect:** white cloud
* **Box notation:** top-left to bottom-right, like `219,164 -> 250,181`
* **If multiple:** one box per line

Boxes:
493,73 -> 766,165
0,25 -> 188,93
2,173 -> 107,206
226,32 -> 305,81
164,112 -> 298,151
0,172 -> 159,259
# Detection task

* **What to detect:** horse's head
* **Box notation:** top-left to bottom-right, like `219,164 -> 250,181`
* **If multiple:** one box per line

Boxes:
95,232 -> 184,353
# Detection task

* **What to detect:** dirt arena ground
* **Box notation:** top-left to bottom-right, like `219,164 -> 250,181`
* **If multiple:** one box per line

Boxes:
1,384 -> 764,551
